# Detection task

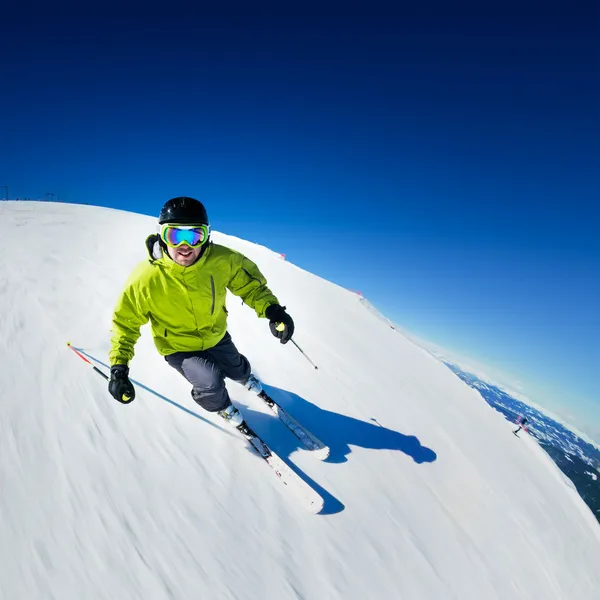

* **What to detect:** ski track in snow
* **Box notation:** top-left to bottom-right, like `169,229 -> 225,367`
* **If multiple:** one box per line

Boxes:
1,201 -> 599,599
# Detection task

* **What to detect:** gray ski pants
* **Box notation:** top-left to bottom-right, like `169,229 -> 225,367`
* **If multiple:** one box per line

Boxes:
165,332 -> 251,412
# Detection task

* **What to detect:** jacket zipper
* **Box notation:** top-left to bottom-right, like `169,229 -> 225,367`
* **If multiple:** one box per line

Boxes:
210,275 -> 215,315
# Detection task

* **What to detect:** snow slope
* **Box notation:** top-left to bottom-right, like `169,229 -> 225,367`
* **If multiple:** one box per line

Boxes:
1,200 -> 599,600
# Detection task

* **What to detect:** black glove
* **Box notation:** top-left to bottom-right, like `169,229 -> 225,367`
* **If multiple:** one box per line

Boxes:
108,365 -> 136,404
265,304 -> 294,344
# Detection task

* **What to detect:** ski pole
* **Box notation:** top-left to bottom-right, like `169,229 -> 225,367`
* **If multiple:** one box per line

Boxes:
66,341 -> 109,380
67,342 -> 134,402
291,339 -> 318,369
275,323 -> 318,369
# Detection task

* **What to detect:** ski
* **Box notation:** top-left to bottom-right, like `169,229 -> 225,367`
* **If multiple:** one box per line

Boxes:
258,391 -> 330,460
237,421 -> 324,514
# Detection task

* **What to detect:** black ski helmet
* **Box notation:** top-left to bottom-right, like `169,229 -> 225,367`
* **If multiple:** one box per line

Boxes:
158,197 -> 209,225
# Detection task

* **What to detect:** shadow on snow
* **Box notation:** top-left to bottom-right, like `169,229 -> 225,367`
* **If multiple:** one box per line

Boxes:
259,384 -> 437,466
74,348 -> 436,516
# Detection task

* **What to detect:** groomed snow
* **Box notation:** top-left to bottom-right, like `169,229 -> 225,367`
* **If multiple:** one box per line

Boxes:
1,200 -> 599,599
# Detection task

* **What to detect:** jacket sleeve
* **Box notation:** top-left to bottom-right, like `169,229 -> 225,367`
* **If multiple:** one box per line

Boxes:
108,273 -> 149,366
227,252 -> 279,318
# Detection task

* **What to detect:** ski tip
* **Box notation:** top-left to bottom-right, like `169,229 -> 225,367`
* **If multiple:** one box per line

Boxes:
313,447 -> 331,461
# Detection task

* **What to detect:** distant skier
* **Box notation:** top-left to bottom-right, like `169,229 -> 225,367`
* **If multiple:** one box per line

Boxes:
513,416 -> 528,436
107,196 -> 294,435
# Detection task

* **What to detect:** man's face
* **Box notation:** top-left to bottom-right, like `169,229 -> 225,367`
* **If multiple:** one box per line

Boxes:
167,243 -> 202,266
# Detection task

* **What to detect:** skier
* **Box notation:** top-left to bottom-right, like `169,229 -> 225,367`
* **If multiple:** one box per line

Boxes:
107,196 -> 295,436
513,416 -> 528,436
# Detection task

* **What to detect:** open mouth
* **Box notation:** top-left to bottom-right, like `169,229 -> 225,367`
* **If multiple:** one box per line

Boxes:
177,247 -> 193,258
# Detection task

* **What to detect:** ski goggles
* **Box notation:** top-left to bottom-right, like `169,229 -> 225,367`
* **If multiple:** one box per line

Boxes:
160,224 -> 210,248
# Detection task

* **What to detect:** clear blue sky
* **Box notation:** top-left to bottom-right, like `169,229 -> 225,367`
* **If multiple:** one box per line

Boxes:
2,6 -> 599,438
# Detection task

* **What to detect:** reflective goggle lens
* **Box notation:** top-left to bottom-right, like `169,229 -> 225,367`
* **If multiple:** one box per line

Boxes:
161,225 -> 209,248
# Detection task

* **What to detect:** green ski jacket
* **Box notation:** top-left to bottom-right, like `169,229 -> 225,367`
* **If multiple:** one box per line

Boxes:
109,237 -> 279,366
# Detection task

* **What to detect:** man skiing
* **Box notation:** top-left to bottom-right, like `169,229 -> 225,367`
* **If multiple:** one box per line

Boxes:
513,416 -> 528,437
107,196 -> 294,435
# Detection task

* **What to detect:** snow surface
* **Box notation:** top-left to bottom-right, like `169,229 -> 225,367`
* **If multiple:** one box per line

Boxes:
1,200 -> 600,600
407,335 -> 600,453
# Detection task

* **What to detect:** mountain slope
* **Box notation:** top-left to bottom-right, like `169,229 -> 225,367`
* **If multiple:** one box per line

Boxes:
1,200 -> 599,600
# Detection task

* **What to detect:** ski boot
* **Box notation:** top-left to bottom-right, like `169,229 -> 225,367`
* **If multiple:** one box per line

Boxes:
244,374 -> 263,395
218,404 -> 244,427
244,374 -> 276,407
218,404 -> 256,439
244,374 -> 277,407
